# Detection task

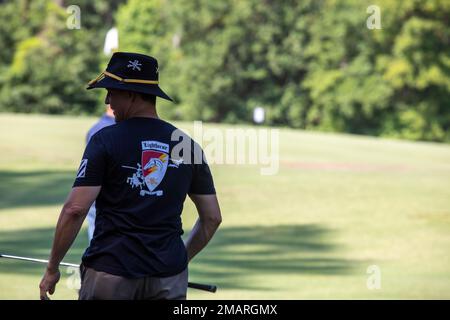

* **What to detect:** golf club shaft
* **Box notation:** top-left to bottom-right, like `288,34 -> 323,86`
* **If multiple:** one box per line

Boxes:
0,254 -> 78,267
0,253 -> 217,293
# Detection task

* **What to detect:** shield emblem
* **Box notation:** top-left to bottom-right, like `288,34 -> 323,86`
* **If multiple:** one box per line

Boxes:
141,150 -> 168,192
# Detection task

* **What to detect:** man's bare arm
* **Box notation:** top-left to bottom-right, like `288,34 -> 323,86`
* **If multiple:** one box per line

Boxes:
185,194 -> 222,262
39,186 -> 100,299
47,186 -> 100,270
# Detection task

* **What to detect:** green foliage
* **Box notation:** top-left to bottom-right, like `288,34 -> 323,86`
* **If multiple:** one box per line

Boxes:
0,1 -> 100,114
0,0 -> 48,66
374,0 -> 450,141
0,0 -> 449,141
0,0 -> 128,115
115,0 -> 449,141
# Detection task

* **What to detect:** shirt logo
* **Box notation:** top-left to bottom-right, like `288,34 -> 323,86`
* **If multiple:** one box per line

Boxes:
76,159 -> 88,178
122,141 -> 169,197
127,60 -> 142,71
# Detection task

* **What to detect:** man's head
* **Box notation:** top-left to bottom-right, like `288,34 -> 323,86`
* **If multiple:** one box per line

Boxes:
87,52 -> 172,119
105,89 -> 157,122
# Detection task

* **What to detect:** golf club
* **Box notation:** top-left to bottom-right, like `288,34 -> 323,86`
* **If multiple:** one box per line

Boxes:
0,253 -> 217,293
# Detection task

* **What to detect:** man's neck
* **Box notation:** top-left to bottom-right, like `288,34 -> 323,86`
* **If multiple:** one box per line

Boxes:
127,104 -> 159,119
128,111 -> 158,119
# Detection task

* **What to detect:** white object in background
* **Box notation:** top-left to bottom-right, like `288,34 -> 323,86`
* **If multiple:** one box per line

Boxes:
104,27 -> 119,55
253,107 -> 265,124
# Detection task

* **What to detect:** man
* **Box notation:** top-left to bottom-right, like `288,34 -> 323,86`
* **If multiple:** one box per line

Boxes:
85,105 -> 115,242
39,52 -> 222,300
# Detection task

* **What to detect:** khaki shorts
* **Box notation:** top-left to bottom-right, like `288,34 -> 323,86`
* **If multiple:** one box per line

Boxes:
79,265 -> 188,300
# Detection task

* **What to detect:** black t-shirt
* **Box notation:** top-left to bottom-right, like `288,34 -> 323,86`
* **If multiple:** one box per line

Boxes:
73,117 -> 215,278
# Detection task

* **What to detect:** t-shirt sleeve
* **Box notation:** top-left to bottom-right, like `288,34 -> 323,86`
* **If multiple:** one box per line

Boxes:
73,133 -> 107,187
189,151 -> 216,195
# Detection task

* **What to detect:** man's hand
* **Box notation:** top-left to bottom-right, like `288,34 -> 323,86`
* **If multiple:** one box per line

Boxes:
39,267 -> 61,300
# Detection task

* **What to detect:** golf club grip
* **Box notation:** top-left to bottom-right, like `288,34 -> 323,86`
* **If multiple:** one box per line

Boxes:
188,282 -> 217,293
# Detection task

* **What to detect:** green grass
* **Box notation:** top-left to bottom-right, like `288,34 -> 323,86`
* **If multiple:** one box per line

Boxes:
0,113 -> 449,299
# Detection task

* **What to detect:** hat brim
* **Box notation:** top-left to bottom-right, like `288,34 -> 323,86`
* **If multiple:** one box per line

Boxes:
87,76 -> 173,102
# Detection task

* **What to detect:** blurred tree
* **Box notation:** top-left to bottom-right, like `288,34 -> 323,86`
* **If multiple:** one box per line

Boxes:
0,0 -> 126,114
376,0 -> 450,141
302,0 -> 449,140
0,0 -> 48,67
302,0 -> 394,134
117,0 -> 321,124
0,1 -> 99,114
1,0 -> 448,141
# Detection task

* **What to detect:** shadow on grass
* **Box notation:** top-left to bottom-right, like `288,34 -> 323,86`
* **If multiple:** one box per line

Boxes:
186,225 -> 358,291
0,224 -> 359,291
0,227 -> 88,276
0,170 -> 75,209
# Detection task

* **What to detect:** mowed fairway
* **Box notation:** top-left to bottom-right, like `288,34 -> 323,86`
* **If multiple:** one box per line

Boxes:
0,113 -> 449,300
